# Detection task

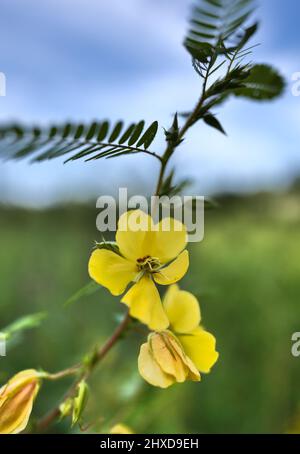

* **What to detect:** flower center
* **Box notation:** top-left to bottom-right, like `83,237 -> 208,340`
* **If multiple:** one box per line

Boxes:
136,255 -> 161,273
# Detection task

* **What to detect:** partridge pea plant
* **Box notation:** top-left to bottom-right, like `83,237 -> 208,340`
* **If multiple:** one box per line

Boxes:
0,0 -> 284,434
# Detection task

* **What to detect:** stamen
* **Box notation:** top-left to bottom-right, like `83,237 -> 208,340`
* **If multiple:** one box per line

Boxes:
136,256 -> 161,273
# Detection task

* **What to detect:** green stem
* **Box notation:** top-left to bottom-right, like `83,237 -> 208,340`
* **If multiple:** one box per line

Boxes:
154,61 -> 212,197
44,365 -> 81,381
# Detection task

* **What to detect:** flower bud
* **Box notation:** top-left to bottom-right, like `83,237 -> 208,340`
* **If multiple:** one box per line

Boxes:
72,380 -> 89,427
59,398 -> 73,419
0,369 -> 40,434
138,331 -> 200,388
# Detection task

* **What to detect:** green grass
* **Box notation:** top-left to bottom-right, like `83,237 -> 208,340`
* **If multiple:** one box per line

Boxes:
1,192 -> 300,433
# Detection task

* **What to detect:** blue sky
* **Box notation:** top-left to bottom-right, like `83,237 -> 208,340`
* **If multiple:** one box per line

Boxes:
0,0 -> 299,206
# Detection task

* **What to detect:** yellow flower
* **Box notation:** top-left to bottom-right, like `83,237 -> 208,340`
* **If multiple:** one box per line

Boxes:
110,423 -> 134,434
138,285 -> 219,388
89,210 -> 189,330
0,369 -> 40,434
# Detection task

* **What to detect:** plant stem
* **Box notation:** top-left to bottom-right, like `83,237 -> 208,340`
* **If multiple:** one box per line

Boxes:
35,310 -> 131,432
154,62 -> 212,197
154,152 -> 169,197
94,310 -> 131,362
45,365 -> 81,381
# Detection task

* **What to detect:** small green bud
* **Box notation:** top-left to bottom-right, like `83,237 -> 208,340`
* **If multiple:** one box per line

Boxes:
59,398 -> 73,419
164,113 -> 182,146
72,380 -> 89,427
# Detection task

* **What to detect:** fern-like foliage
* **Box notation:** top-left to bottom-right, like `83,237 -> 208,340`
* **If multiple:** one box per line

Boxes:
179,62 -> 285,135
0,120 -> 160,163
0,1 -> 285,164
181,0 -> 285,136
184,0 -> 258,63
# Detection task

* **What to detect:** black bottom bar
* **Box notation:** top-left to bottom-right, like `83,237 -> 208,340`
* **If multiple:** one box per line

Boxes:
0,434 -> 299,449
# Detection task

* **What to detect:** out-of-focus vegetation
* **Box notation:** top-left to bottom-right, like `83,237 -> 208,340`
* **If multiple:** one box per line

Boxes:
1,187 -> 300,434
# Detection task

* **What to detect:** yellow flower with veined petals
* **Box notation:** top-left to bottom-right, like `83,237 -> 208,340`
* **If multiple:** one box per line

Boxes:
0,369 -> 40,434
138,285 -> 219,388
89,210 -> 189,330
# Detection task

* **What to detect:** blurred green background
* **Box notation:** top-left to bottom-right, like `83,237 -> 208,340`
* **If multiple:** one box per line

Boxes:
1,185 -> 300,434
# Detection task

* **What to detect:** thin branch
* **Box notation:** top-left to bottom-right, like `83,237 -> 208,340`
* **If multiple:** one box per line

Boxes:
154,55 -> 215,198
45,365 -> 81,381
35,310 -> 131,432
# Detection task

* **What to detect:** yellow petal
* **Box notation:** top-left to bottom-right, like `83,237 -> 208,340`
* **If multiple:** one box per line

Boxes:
153,250 -> 189,286
150,217 -> 187,264
166,332 -> 200,382
116,210 -> 154,262
0,369 -> 40,403
163,284 -> 201,334
138,342 -> 174,388
178,327 -> 219,373
0,369 -> 38,400
0,382 -> 36,434
0,370 -> 40,434
88,249 -> 137,296
121,276 -> 169,330
149,332 -> 187,383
